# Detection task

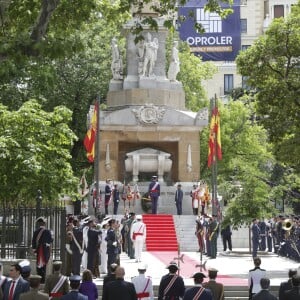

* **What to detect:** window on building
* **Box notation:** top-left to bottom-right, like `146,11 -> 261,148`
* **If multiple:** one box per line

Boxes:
240,19 -> 247,33
224,74 -> 234,95
242,76 -> 250,90
274,5 -> 284,18
241,45 -> 250,51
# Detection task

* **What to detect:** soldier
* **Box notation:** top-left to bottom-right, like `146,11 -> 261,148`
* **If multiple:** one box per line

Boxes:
131,263 -> 154,300
183,272 -> 212,300
190,185 -> 199,215
65,221 -> 73,276
131,215 -> 146,263
19,275 -> 48,300
220,224 -> 232,252
148,176 -> 160,214
105,219 -> 118,272
248,257 -> 266,300
252,218 -> 260,258
125,212 -> 136,259
61,275 -> 88,300
32,216 -> 53,283
68,219 -> 84,276
86,219 -> 101,278
112,184 -> 120,215
202,268 -> 224,300
208,215 -> 219,259
258,220 -> 267,251
195,216 -> 205,253
158,261 -> 185,300
175,184 -> 183,216
105,179 -> 113,215
44,261 -> 69,300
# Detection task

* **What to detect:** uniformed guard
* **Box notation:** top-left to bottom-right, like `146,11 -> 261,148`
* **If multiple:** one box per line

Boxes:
148,176 -> 160,214
61,275 -> 88,300
251,218 -> 260,258
131,263 -> 154,300
32,216 -> 53,283
158,261 -> 185,300
208,215 -> 219,259
105,179 -> 113,215
19,275 -> 49,300
44,261 -> 69,300
183,272 -> 213,300
131,215 -> 146,262
69,219 -> 84,275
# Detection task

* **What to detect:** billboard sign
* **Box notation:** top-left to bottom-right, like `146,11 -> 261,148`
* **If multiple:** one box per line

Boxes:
178,0 -> 241,61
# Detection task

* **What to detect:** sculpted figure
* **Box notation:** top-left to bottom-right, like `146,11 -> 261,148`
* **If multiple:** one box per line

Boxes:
167,40 -> 180,81
111,37 -> 123,80
140,32 -> 159,77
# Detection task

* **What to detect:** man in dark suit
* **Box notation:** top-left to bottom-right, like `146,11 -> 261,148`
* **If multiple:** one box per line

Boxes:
102,266 -> 137,300
252,278 -> 277,300
203,268 -> 224,300
32,217 -> 53,283
278,269 -> 297,300
3,263 -> 30,300
252,218 -> 260,258
183,272 -> 212,300
19,275 -> 48,300
158,261 -> 185,300
148,176 -> 160,214
283,275 -> 300,300
61,275 -> 88,300
175,184 -> 184,215
102,263 -> 118,300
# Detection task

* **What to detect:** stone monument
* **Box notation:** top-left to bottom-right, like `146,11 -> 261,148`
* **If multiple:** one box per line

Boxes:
98,3 -> 208,185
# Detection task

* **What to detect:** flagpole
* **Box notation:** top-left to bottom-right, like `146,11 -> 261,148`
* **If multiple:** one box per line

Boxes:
211,95 -> 218,217
94,96 -> 101,216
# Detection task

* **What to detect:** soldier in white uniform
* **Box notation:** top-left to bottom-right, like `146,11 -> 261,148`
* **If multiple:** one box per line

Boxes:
131,215 -> 146,262
131,263 -> 154,300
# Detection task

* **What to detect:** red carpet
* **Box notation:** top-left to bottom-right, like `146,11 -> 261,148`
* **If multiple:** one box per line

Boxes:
150,251 -> 247,286
143,214 -> 178,251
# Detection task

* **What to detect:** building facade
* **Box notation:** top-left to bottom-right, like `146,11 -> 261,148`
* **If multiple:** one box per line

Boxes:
180,0 -> 297,100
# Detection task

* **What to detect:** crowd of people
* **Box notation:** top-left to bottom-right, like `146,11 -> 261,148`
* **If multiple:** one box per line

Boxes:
251,215 -> 300,261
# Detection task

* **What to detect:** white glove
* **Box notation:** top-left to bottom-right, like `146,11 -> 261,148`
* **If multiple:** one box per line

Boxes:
113,241 -> 117,247
65,244 -> 73,255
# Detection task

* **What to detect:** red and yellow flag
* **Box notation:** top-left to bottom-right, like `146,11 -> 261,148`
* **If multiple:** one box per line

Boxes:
84,102 -> 98,162
208,107 -> 222,167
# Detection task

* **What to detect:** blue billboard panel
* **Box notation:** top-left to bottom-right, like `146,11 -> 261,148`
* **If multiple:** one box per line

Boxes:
178,0 -> 241,61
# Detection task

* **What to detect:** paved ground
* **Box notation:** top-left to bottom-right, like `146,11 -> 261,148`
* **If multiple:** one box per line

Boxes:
94,248 -> 299,287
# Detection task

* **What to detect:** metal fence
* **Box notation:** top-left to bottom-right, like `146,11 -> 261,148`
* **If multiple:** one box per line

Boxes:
0,207 -> 66,263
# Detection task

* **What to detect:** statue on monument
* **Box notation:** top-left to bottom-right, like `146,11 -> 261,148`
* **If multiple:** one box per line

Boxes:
167,40 -> 180,82
137,32 -> 159,77
111,37 -> 123,80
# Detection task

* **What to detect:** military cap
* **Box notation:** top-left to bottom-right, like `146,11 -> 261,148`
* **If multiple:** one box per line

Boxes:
53,261 -> 62,266
208,267 -> 218,275
166,261 -> 179,270
29,274 -> 42,280
36,216 -> 46,223
151,175 -> 157,179
69,275 -> 81,282
191,272 -> 206,279
137,263 -> 148,270
136,215 -> 143,220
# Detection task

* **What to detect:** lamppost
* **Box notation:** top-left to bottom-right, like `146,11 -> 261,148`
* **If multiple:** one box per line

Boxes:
36,189 -> 42,218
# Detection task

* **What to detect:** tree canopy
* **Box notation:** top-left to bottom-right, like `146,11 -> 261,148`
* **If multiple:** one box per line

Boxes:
0,100 -> 78,207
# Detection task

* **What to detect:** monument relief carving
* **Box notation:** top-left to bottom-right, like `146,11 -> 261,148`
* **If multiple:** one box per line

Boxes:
111,37 -> 123,80
132,104 -> 165,124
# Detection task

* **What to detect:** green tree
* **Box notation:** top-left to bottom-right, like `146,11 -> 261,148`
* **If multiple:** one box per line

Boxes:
200,98 -> 277,225
236,2 -> 300,170
0,100 -> 78,207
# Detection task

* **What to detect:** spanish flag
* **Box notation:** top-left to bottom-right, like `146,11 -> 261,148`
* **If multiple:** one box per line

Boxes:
208,107 -> 222,167
84,102 -> 98,162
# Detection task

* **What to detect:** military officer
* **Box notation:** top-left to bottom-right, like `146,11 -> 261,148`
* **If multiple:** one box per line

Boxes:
131,215 -> 146,263
208,215 -> 219,259
158,261 -> 185,300
148,176 -> 160,214
131,263 -> 154,300
105,179 -> 113,215
19,275 -> 48,300
252,218 -> 260,258
202,268 -> 224,300
61,275 -> 88,300
183,272 -> 212,300
44,261 -> 69,299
